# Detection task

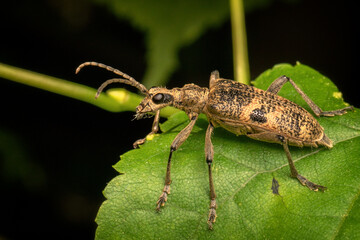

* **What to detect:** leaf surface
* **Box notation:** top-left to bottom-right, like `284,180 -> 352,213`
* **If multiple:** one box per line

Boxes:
95,63 -> 360,239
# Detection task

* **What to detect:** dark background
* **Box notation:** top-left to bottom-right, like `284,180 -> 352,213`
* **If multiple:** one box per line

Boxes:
0,0 -> 358,239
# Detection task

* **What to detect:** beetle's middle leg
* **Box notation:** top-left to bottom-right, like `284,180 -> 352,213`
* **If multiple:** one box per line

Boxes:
205,122 -> 217,229
156,114 -> 198,210
278,135 -> 327,191
266,75 -> 353,117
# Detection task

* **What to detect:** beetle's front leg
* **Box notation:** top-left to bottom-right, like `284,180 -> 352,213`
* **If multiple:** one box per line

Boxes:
156,114 -> 198,210
205,122 -> 217,230
133,110 -> 160,148
279,135 -> 327,191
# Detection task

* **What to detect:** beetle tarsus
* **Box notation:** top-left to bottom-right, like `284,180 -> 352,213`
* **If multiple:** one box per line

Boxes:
207,199 -> 217,230
133,138 -> 146,148
319,106 -> 354,117
156,185 -> 170,210
297,174 -> 327,192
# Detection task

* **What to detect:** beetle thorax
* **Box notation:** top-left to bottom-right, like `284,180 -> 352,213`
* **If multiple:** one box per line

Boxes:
172,84 -> 209,115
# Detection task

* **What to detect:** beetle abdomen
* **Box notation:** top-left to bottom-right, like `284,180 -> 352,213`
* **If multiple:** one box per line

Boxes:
205,79 -> 326,146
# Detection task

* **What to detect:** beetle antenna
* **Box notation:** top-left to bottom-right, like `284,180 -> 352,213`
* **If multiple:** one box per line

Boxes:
95,78 -> 146,99
76,61 -> 148,96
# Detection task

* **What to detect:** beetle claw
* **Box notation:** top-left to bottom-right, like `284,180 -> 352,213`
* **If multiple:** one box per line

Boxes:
156,194 -> 167,211
319,106 -> 354,117
156,185 -> 170,210
307,181 -> 327,192
133,138 -> 146,148
207,199 -> 217,230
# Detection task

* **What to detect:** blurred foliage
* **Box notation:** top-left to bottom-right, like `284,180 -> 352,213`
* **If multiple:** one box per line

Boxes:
91,0 -> 299,88
92,0 -> 230,87
0,129 -> 46,189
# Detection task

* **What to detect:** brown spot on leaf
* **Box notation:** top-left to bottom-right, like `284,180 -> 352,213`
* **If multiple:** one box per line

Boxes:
271,177 -> 280,195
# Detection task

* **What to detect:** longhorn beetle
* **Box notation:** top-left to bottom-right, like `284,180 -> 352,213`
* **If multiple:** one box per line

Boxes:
76,62 -> 353,229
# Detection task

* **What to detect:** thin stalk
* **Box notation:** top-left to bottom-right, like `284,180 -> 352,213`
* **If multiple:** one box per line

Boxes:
0,63 -> 178,117
230,0 -> 250,84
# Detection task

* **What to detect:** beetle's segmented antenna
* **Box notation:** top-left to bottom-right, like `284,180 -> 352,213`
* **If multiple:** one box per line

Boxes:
94,78 -> 143,99
76,61 -> 148,98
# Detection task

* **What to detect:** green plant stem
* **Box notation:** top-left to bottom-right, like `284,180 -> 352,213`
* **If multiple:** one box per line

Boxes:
230,0 -> 250,84
0,63 -> 178,117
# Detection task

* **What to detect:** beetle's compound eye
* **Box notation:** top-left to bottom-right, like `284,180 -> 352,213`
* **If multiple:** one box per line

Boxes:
152,93 -> 165,104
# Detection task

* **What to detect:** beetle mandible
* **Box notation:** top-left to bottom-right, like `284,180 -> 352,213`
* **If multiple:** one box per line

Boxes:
76,61 -> 353,229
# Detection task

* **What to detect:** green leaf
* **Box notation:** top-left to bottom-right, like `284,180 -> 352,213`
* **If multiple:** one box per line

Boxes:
95,63 -> 360,239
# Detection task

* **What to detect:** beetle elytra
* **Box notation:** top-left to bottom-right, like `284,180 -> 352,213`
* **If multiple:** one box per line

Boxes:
76,62 -> 353,229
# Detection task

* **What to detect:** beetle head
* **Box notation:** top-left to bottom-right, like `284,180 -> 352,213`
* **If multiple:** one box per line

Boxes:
135,87 -> 174,119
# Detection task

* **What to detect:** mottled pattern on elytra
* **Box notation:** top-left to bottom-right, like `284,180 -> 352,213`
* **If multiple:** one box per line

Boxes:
206,79 -> 323,143
207,79 -> 255,119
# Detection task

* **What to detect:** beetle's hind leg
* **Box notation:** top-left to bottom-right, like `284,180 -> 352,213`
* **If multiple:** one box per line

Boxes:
266,75 -> 353,117
278,135 -> 327,191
